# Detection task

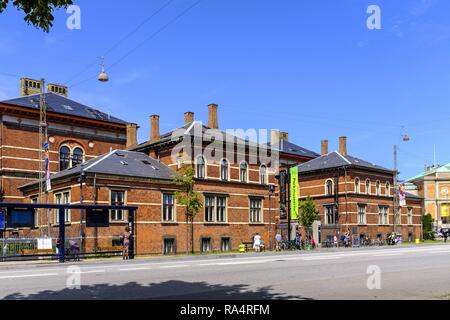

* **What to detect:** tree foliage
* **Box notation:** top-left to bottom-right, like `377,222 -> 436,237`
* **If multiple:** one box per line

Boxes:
0,0 -> 73,32
422,213 -> 435,240
299,196 -> 317,230
174,165 -> 203,254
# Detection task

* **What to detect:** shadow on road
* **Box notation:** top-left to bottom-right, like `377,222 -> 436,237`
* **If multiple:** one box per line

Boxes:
3,280 -> 314,300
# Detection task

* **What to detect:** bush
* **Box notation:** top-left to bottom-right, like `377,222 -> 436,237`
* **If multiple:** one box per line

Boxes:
423,231 -> 436,241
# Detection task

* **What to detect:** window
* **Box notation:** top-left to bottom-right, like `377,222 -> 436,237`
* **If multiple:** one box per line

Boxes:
201,238 -> 211,253
386,182 -> 391,196
358,204 -> 366,225
378,206 -> 389,225
59,146 -> 85,171
260,165 -> 268,185
72,148 -> 84,166
221,238 -> 231,252
59,146 -> 70,171
325,206 -> 336,225
365,179 -> 371,195
196,156 -> 205,179
220,159 -> 229,181
163,238 -> 176,255
408,208 -> 413,225
250,198 -> 263,223
326,180 -> 334,196
162,194 -> 175,222
240,162 -> 248,183
110,190 -> 125,222
55,191 -> 70,223
395,209 -> 401,225
376,181 -> 381,196
355,178 -> 360,194
204,195 -> 227,223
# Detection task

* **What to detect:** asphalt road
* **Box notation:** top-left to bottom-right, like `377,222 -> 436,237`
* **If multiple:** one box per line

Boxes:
0,244 -> 449,300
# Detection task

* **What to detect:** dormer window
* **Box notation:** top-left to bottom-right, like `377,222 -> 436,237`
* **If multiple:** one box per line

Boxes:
59,145 -> 85,171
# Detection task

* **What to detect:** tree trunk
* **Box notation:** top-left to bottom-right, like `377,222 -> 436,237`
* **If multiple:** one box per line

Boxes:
191,216 -> 194,254
186,214 -> 189,255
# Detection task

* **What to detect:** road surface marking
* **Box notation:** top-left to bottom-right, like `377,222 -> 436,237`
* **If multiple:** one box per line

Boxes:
429,250 -> 450,254
79,270 -> 106,274
372,253 -> 404,257
301,256 -> 342,261
159,264 -> 189,269
0,273 -> 58,279
118,267 -> 152,271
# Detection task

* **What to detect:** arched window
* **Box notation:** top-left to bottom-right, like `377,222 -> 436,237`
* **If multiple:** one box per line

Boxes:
240,162 -> 248,183
220,159 -> 229,181
355,178 -> 360,194
196,156 -> 205,179
386,182 -> 391,196
365,179 -> 371,195
260,164 -> 268,185
326,180 -> 334,196
72,147 -> 84,167
59,146 -> 70,171
376,181 -> 381,196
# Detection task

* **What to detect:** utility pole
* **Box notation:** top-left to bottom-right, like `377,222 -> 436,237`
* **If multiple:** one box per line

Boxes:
38,79 -> 49,237
393,144 -> 398,234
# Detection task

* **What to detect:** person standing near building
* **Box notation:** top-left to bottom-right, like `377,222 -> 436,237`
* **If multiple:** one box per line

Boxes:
253,233 -> 261,252
123,226 -> 131,260
275,233 -> 282,251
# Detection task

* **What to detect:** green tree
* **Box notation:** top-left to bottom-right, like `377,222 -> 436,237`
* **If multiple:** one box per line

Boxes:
174,165 -> 203,254
299,196 -> 318,236
0,0 -> 73,32
422,213 -> 434,240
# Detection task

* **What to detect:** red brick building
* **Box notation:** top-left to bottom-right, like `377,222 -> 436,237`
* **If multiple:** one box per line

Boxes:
296,137 -> 423,243
0,81 -> 135,205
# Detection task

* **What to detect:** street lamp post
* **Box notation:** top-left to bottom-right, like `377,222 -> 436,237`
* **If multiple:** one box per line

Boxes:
393,134 -> 410,235
268,185 -> 275,251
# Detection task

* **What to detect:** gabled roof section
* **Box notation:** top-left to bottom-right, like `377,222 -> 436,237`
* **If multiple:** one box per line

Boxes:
0,92 -> 128,125
406,163 -> 450,182
298,151 -> 393,174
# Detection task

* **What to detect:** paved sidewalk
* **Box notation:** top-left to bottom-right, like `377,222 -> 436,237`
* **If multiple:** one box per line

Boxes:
1,242 -> 447,270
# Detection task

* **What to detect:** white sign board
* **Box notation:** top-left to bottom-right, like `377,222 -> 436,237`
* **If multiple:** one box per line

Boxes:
37,238 -> 53,250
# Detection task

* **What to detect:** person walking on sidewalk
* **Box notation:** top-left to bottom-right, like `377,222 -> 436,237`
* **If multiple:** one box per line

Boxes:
122,226 -> 131,260
253,233 -> 261,252
275,233 -> 282,251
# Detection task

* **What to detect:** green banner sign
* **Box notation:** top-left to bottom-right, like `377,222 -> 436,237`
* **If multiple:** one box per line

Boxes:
290,166 -> 299,220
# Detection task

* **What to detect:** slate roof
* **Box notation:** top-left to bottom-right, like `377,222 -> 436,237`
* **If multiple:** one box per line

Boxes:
0,93 -> 128,125
298,151 -> 393,174
270,140 -> 319,159
20,151 -> 174,190
134,121 -> 319,159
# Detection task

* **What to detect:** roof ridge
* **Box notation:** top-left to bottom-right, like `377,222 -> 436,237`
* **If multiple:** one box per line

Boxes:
82,150 -> 116,172
335,151 -> 352,165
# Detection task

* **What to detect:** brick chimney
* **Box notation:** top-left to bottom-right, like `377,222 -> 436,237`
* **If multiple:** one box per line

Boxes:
270,130 -> 280,146
126,123 -> 139,149
184,112 -> 194,125
208,104 -> 219,129
321,140 -> 329,156
280,132 -> 289,142
339,136 -> 348,156
150,115 -> 160,143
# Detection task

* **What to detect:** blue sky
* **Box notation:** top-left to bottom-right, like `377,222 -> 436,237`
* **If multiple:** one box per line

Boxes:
0,0 -> 449,179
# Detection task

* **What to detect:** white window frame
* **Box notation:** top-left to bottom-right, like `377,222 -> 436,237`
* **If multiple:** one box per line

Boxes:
365,179 -> 371,195
220,158 -> 229,181
162,193 -> 176,222
196,155 -> 206,179
204,195 -> 227,223
110,189 -> 127,222
358,204 -> 366,225
386,182 -> 391,197
240,161 -> 249,183
259,164 -> 268,185
355,178 -> 361,194
407,208 -> 413,225
54,190 -> 71,224
249,198 -> 263,223
376,181 -> 381,196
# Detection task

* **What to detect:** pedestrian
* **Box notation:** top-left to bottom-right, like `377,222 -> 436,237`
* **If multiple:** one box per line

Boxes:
344,230 -> 350,248
311,237 -> 316,249
333,235 -> 338,248
444,231 -> 448,243
253,233 -> 261,252
123,226 -> 131,260
275,233 -> 282,251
